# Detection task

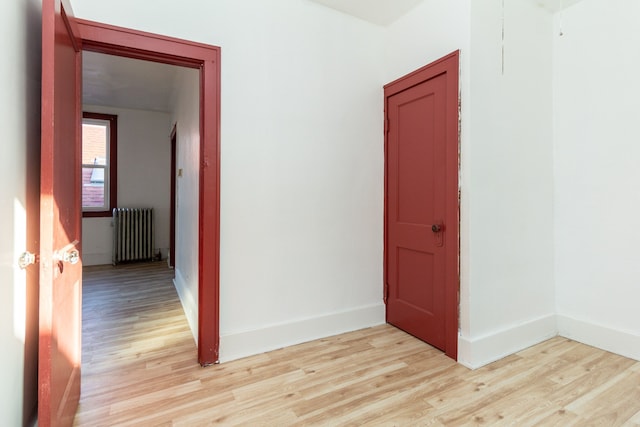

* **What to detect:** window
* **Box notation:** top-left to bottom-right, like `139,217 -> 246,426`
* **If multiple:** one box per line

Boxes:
82,112 -> 117,217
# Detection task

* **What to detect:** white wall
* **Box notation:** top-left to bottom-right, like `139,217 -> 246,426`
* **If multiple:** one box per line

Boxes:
554,0 -> 640,360
82,105 -> 172,266
0,0 -> 41,424
384,0 -> 471,83
459,0 -> 557,368
169,67 -> 200,341
71,0 -> 387,361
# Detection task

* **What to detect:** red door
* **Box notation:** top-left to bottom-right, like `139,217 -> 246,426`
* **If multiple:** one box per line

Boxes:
39,0 -> 82,425
384,52 -> 459,359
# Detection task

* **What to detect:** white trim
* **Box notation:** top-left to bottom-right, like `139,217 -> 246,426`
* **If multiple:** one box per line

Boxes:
174,269 -> 198,344
558,315 -> 640,362
457,314 -> 558,369
219,303 -> 386,363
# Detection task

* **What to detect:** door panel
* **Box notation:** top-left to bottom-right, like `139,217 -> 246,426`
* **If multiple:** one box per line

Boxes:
39,0 -> 82,425
386,75 -> 447,350
397,248 -> 435,312
384,52 -> 459,358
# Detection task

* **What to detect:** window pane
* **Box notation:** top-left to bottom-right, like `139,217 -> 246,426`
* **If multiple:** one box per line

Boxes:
82,123 -> 107,165
82,167 -> 105,208
82,113 -> 116,215
90,167 -> 104,183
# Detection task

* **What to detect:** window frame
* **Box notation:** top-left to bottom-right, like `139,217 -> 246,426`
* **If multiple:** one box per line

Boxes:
82,112 -> 117,218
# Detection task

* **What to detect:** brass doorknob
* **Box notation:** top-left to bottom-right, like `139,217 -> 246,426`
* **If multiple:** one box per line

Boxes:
431,224 -> 442,233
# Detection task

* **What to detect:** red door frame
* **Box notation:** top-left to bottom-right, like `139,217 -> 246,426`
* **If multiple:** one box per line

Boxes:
169,125 -> 177,269
383,50 -> 459,360
76,19 -> 221,364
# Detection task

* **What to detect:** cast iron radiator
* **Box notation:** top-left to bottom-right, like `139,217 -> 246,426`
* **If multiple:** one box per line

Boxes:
112,207 -> 155,265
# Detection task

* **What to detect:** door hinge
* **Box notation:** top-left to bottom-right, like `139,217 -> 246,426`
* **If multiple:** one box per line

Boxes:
384,118 -> 389,134
383,282 -> 389,304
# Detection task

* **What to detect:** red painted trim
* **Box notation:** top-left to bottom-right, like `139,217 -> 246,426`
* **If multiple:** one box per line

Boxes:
383,50 -> 460,360
169,125 -> 176,269
76,20 -> 221,364
198,41 -> 221,366
61,0 -> 81,47
76,18 -> 215,68
82,112 -> 117,218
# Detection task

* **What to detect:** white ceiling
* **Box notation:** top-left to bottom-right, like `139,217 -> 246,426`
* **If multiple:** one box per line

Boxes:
82,51 -> 180,112
309,0 -> 585,26
309,0 -> 423,26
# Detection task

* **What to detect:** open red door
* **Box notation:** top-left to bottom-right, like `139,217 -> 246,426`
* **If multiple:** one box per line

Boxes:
39,0 -> 82,425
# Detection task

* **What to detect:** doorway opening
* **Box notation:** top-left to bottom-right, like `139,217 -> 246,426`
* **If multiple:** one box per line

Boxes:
81,52 -> 197,355
77,18 -> 221,365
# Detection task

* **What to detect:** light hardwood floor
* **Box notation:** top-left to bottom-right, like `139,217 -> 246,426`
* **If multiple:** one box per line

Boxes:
74,263 -> 640,426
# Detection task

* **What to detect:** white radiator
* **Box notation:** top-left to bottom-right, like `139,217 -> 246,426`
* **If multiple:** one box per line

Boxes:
112,207 -> 155,265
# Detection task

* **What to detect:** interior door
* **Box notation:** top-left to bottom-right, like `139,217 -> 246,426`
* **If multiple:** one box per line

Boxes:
384,52 -> 459,358
39,0 -> 82,425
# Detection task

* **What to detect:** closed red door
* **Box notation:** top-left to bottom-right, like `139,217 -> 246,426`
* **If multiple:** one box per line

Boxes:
385,52 -> 459,358
39,0 -> 82,425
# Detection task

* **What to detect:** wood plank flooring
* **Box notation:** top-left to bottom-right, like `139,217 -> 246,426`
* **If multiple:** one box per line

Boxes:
74,262 -> 640,426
